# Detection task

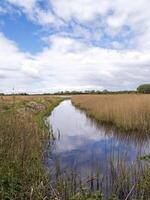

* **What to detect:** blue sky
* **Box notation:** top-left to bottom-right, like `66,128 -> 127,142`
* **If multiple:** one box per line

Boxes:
0,14 -> 44,53
0,0 -> 150,93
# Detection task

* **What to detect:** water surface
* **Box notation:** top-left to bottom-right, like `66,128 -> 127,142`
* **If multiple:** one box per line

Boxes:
47,100 -> 150,178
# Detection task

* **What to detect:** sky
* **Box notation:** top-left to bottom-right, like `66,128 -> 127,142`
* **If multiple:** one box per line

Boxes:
0,0 -> 150,93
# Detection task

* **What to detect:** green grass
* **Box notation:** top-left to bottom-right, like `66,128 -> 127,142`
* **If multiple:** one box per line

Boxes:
34,98 -> 63,130
0,96 -> 63,200
1,95 -> 150,199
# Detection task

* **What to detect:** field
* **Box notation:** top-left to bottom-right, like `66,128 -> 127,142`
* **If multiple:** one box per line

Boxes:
1,94 -> 150,200
72,94 -> 150,133
0,95 -> 63,200
71,94 -> 150,199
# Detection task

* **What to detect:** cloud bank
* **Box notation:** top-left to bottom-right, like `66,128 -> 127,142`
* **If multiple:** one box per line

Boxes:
0,0 -> 150,92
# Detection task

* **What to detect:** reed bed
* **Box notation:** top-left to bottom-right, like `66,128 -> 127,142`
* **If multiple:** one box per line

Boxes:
50,152 -> 150,200
1,95 -> 150,199
70,94 -> 150,199
72,94 -> 150,133
0,95 -> 62,199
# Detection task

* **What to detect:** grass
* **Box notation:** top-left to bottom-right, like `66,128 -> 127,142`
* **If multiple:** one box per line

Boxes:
0,95 -> 63,200
71,94 -> 150,133
71,94 -> 150,199
1,94 -> 150,199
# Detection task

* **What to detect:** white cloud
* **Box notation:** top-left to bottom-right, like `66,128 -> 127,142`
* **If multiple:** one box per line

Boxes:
0,33 -> 40,92
21,60 -> 40,78
6,0 -> 36,12
34,9 -> 56,25
0,6 -> 7,13
5,0 -> 58,26
50,0 -> 150,50
1,33 -> 150,93
0,32 -> 26,72
1,1 -> 150,92
51,0 -> 109,21
4,0 -> 150,50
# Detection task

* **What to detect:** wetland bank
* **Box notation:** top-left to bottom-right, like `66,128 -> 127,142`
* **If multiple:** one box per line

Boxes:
0,94 -> 150,200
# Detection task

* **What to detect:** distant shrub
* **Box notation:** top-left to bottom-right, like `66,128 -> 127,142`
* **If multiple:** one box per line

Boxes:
137,84 -> 150,93
16,93 -> 29,96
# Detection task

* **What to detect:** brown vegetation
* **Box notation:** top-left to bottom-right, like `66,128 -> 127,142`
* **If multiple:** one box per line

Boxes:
71,94 -> 150,133
1,94 -> 150,199
0,95 -> 62,199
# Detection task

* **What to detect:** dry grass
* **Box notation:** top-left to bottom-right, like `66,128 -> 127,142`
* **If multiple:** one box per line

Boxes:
71,94 -> 150,199
0,95 -> 63,199
1,95 -> 55,101
72,94 -> 150,133
1,94 -> 150,199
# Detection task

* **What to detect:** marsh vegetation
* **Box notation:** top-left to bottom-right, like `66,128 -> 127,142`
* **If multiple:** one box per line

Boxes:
48,99 -> 150,200
72,94 -> 150,133
0,95 -> 63,199
0,94 -> 150,200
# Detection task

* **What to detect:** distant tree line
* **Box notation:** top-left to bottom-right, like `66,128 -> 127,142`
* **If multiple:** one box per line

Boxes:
0,93 -> 29,96
137,84 -> 150,93
0,90 -> 138,96
53,90 -> 136,95
52,84 -> 150,95
1,84 -> 150,95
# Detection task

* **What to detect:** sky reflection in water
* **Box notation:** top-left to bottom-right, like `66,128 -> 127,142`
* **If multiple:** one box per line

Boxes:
47,100 -> 150,175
